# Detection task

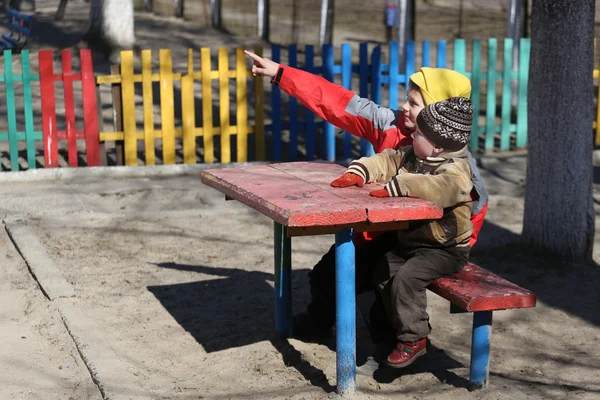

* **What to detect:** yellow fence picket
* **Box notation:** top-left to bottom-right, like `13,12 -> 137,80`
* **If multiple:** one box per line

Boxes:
218,48 -> 230,163
236,48 -> 248,162
141,50 -> 156,165
159,49 -> 176,164
201,48 -> 214,163
181,73 -> 196,164
120,51 -> 137,166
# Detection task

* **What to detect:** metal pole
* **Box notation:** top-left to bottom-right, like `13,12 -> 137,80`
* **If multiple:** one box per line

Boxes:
507,0 -> 524,106
469,311 -> 493,390
257,0 -> 270,41
397,0 -> 415,73
145,0 -> 152,12
319,0 -> 334,47
210,0 -> 221,30
274,222 -> 292,337
335,228 -> 356,395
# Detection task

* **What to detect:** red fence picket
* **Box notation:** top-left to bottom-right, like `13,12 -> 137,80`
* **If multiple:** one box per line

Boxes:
39,49 -> 100,168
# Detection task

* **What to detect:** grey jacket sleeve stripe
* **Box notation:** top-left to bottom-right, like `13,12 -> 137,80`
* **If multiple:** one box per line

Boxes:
345,95 -> 400,133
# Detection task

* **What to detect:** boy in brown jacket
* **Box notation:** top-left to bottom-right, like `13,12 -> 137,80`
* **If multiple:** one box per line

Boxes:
330,96 -> 474,368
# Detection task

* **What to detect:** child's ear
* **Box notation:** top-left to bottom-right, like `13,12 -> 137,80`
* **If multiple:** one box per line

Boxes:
432,147 -> 445,156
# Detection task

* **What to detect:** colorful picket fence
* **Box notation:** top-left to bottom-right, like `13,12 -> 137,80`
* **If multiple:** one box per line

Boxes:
269,38 -> 531,161
95,47 -> 264,166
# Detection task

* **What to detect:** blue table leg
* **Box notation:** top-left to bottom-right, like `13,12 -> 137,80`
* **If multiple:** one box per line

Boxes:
274,222 -> 292,337
469,310 -> 493,390
335,228 -> 356,395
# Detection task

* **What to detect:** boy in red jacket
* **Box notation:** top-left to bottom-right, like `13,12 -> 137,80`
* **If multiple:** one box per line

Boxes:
244,50 -> 489,351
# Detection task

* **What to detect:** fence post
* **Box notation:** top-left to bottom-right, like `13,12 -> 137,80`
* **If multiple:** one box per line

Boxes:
110,65 -> 125,166
211,0 -> 222,29
319,0 -> 334,47
257,0 -> 270,42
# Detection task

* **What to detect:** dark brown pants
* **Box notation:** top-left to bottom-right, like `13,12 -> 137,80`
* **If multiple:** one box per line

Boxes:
373,244 -> 469,342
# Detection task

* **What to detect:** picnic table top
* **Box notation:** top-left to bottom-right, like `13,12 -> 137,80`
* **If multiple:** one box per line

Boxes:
200,161 -> 443,236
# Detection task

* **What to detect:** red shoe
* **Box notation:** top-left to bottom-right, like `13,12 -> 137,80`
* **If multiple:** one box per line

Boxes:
387,338 -> 427,368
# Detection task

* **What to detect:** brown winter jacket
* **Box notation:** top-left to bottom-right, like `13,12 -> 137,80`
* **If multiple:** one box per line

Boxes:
347,145 -> 474,249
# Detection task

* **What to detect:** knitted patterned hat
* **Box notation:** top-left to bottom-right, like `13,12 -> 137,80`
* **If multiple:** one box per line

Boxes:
416,97 -> 473,151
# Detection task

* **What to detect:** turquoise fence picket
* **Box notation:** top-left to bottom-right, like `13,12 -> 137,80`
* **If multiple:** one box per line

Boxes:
454,39 -> 466,74
501,38 -> 513,151
471,40 -> 482,150
486,38 -> 498,150
0,50 -> 42,171
517,38 -> 530,148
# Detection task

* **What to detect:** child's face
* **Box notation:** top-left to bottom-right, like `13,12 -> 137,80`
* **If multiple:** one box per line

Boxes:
411,128 -> 440,159
401,88 -> 426,130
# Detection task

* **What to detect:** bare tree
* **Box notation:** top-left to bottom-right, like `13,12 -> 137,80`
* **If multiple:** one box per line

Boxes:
522,0 -> 595,262
84,0 -> 135,61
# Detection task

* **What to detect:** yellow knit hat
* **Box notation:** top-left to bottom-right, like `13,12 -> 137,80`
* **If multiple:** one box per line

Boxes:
409,67 -> 472,105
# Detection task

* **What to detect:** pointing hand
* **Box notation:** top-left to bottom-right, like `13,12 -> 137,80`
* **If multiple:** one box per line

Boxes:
244,50 -> 280,78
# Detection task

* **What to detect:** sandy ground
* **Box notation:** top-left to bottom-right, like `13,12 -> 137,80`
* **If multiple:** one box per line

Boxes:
0,2 -> 598,400
0,156 -> 599,400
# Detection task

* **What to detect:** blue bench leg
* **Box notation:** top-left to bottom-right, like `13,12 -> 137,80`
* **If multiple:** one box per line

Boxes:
335,228 -> 356,395
469,310 -> 493,390
274,222 -> 292,337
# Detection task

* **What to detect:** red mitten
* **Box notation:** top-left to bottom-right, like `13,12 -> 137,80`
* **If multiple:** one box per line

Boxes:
369,188 -> 389,198
330,173 -> 364,188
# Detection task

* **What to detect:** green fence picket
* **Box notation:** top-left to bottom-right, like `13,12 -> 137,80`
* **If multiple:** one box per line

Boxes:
470,40 -> 481,151
4,50 -> 19,171
517,38 -> 530,148
500,39 -> 513,151
453,39 -> 466,74
21,50 -> 36,169
485,39 -> 498,150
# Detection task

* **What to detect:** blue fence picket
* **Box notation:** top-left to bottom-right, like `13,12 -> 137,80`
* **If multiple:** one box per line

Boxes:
359,43 -> 372,157
388,41 -> 399,110
288,45 -> 299,160
437,41 -> 446,67
304,45 -> 316,160
422,40 -> 430,67
271,46 -> 282,161
323,44 -> 335,161
367,46 -> 382,157
405,40 -> 416,94
341,44 -> 352,160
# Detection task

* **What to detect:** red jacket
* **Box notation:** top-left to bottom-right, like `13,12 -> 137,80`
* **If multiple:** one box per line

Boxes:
273,66 -> 488,247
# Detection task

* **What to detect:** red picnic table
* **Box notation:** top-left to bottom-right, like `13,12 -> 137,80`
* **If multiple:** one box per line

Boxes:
200,161 -> 442,395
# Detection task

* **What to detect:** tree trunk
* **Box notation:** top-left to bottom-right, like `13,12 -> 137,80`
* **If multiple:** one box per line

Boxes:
522,0 -> 595,262
85,0 -> 135,60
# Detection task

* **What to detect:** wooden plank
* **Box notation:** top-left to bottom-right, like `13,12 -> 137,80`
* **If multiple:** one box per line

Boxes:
80,49 -> 101,166
200,164 -> 367,228
4,50 -> 19,171
38,50 -> 58,168
485,38 -> 497,151
341,44 -> 352,160
62,49 -> 78,167
470,40 -> 482,152
181,73 -> 196,164
270,46 -> 281,161
218,47 -> 230,163
21,50 -> 36,169
235,48 -> 248,162
159,49 -> 176,164
121,51 -> 137,166
287,220 -> 409,237
516,38 -> 530,148
141,50 -> 156,165
429,262 -> 537,312
110,65 -> 125,165
270,162 -> 443,223
201,48 -> 214,163
500,38 -> 513,151
288,44 -> 299,161
253,46 -> 265,161
304,45 -> 316,160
